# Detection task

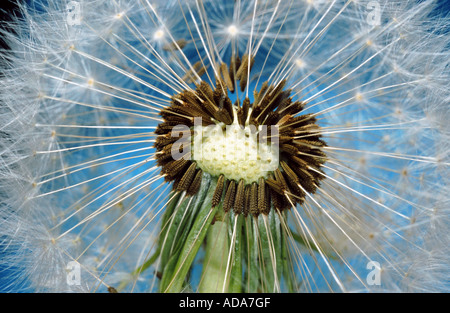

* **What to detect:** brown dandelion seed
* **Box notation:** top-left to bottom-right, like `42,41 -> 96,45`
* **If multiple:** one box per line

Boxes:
162,39 -> 188,51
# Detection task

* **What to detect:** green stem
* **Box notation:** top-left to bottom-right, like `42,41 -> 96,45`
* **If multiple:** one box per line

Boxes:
199,214 -> 244,293
227,214 -> 243,293
198,220 -> 229,292
162,175 -> 218,293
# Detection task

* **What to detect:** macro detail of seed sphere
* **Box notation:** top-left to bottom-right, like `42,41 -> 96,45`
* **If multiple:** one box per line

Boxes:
0,0 -> 448,294
154,55 -> 327,216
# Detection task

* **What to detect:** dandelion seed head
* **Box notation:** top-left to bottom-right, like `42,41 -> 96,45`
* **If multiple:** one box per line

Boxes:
0,0 -> 449,293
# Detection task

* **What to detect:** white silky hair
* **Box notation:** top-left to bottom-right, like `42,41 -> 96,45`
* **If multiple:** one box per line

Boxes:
0,0 -> 449,292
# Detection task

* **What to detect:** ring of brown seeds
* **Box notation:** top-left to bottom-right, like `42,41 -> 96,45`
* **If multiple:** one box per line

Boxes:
154,53 -> 327,217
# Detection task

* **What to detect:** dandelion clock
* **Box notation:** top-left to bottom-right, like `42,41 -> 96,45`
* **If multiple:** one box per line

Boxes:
0,0 -> 449,293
